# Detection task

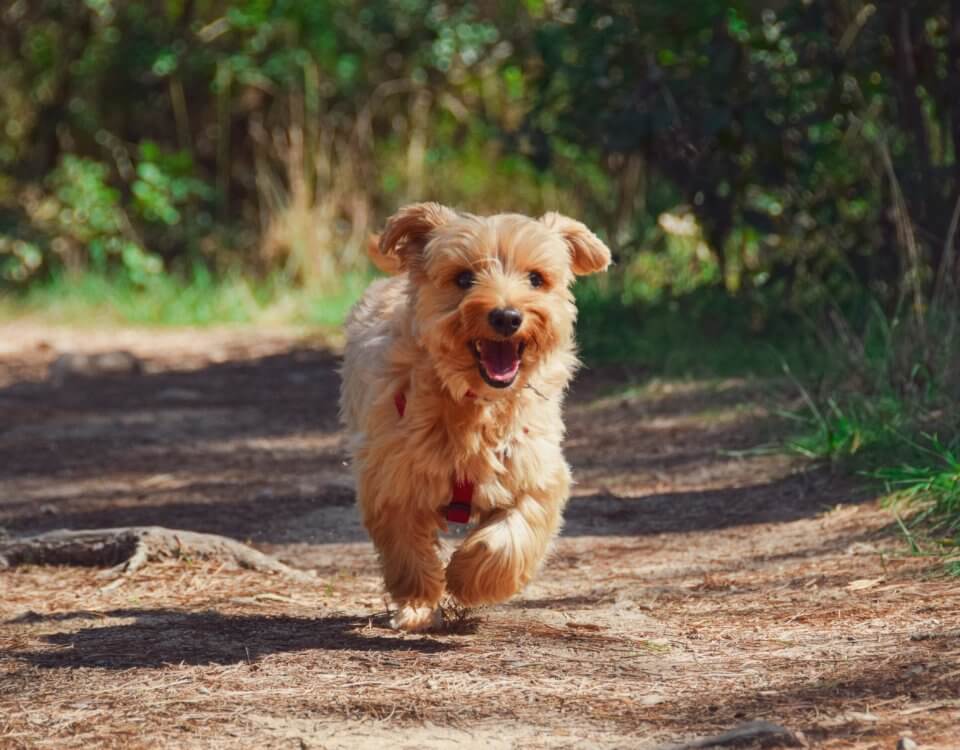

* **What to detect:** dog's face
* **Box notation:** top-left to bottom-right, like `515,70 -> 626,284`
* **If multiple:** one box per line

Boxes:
378,203 -> 611,397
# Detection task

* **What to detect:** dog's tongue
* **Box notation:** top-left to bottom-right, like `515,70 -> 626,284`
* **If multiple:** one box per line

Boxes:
479,339 -> 520,382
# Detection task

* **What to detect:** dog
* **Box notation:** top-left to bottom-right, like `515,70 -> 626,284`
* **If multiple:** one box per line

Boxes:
339,203 -> 611,631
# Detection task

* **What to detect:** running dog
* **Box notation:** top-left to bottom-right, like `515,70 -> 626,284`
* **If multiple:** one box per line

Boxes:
339,203 -> 611,630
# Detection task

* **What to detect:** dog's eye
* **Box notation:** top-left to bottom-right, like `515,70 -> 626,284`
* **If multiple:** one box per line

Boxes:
455,271 -> 475,290
528,271 -> 545,288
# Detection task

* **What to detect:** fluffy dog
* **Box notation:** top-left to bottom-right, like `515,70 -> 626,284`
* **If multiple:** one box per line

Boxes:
339,203 -> 611,631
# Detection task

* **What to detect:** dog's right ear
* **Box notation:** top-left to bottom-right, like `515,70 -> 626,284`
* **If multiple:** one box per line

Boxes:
366,233 -> 403,275
378,202 -> 457,269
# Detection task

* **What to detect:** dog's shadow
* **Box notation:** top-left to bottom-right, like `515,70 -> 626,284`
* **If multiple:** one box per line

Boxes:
9,608 -> 468,670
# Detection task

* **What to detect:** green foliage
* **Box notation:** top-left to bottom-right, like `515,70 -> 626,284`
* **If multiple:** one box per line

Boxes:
877,435 -> 960,568
785,394 -> 907,461
575,280 -> 820,378
131,142 -> 212,227
2,1 -> 958,311
25,155 -> 165,285
49,157 -> 125,241
877,435 -> 960,524
785,297 -> 960,572
620,212 -> 722,304
0,236 -> 43,284
529,2 -> 958,306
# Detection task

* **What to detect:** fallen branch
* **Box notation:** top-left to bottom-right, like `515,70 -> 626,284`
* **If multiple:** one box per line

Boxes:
0,526 -> 314,582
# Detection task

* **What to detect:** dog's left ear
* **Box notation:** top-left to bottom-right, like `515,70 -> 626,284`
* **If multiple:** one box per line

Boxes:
379,202 -> 458,269
540,212 -> 612,275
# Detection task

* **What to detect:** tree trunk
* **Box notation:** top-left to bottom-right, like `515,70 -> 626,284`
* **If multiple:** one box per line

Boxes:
942,0 -> 960,288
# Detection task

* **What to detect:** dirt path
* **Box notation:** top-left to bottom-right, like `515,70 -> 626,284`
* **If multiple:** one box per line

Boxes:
1,324 -> 958,749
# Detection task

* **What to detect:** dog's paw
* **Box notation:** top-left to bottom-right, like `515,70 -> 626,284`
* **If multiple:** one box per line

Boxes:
446,541 -> 522,607
390,604 -> 442,632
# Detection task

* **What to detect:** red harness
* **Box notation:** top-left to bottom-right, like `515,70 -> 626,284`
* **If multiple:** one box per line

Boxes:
394,391 -> 474,524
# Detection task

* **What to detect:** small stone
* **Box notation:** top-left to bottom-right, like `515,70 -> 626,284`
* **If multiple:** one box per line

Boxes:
897,738 -> 919,750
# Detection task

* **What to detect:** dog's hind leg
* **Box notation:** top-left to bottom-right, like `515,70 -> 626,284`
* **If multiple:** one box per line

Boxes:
445,489 -> 565,607
364,506 -> 446,631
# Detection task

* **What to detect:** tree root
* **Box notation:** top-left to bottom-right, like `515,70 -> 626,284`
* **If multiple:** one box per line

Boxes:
0,526 -> 314,582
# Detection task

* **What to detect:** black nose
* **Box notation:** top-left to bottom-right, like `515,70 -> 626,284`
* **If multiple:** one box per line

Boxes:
488,307 -> 523,336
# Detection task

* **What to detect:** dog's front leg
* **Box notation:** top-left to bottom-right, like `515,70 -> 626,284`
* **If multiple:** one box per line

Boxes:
445,490 -> 564,607
364,506 -> 446,631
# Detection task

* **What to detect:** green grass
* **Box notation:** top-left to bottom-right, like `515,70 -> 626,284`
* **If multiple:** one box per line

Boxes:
874,434 -> 960,566
574,280 -> 823,378
786,296 -> 960,574
783,392 -> 909,462
0,268 -> 370,328
786,394 -> 960,572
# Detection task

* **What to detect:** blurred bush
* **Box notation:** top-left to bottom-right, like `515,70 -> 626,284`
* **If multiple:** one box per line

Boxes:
0,1 -> 957,315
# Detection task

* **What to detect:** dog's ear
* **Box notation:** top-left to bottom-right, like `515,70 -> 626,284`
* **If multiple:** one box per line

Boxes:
366,233 -> 403,275
378,203 -> 457,269
540,212 -> 612,276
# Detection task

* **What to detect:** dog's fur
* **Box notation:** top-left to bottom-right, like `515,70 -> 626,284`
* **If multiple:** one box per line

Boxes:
339,203 -> 611,631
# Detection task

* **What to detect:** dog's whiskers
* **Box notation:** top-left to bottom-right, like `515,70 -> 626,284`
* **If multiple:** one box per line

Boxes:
525,383 -> 549,400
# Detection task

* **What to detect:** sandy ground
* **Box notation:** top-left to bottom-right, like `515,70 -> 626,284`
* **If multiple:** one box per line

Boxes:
0,322 -> 958,749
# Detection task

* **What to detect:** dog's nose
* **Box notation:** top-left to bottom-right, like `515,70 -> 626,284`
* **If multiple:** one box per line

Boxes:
488,307 -> 523,336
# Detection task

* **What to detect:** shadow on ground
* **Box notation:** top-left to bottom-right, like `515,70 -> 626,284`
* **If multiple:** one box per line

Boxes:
564,471 -> 871,537
1,344 -> 869,548
8,608 -> 457,669
671,648 -> 960,747
0,347 -> 344,481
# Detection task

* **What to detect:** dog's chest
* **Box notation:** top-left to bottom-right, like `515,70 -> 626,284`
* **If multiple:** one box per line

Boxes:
386,392 -> 561,507
465,417 -> 558,503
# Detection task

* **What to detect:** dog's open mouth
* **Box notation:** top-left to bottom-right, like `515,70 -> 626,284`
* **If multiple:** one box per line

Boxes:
471,339 -> 526,388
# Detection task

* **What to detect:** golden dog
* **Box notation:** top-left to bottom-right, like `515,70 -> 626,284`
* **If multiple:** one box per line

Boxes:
339,203 -> 611,631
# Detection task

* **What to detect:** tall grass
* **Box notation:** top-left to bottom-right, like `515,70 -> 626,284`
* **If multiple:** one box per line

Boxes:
875,435 -> 960,568
251,100 -> 371,290
786,299 -> 959,570
787,137 -> 960,570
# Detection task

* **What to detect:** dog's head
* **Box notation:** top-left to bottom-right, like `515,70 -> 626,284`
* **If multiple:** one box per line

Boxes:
378,203 -> 611,397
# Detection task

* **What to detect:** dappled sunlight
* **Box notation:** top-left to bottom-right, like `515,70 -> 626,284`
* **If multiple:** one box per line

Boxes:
2,327 -> 956,748
3,1 -> 959,745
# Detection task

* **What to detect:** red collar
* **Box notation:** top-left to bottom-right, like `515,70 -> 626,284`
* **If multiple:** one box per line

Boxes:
394,390 -> 474,524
